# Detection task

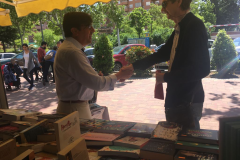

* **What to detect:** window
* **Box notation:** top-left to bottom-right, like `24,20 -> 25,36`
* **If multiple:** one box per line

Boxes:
146,2 -> 150,6
135,2 -> 141,7
16,54 -> 23,59
118,1 -> 120,4
85,49 -> 94,56
0,54 -> 2,59
129,0 -> 133,1
129,4 -> 133,8
4,54 -> 14,58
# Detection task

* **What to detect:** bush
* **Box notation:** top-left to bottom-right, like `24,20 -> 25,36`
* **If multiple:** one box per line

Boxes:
93,34 -> 114,75
125,46 -> 153,77
211,29 -> 238,75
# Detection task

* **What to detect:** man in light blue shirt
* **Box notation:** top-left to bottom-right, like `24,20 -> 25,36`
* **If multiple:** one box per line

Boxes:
45,46 -> 57,83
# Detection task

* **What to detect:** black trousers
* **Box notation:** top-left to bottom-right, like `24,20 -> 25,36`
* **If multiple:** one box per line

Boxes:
44,61 -> 54,81
23,67 -> 36,87
40,62 -> 46,80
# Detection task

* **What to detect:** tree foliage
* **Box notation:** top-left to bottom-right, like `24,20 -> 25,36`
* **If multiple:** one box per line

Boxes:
0,26 -> 19,52
93,34 -> 114,75
129,7 -> 151,38
211,29 -> 238,75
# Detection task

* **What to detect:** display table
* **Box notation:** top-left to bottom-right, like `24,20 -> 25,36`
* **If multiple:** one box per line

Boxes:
91,106 -> 110,120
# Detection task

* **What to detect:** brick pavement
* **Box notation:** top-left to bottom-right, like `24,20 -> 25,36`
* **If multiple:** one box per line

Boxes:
5,77 -> 240,130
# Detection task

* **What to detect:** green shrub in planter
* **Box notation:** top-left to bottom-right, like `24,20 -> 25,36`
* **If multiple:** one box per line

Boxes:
93,34 -> 114,75
125,46 -> 153,77
211,29 -> 238,76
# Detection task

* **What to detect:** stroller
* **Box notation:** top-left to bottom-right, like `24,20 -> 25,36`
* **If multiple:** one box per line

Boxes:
1,62 -> 22,91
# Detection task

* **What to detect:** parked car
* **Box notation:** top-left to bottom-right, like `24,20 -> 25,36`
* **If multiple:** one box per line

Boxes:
85,48 -> 95,66
0,52 -> 37,66
113,44 -> 146,71
233,37 -> 240,56
0,53 -> 16,62
155,39 -> 214,70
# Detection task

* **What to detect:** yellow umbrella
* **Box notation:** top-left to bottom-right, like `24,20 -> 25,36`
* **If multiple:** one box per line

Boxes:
0,0 -> 111,17
0,8 -> 12,26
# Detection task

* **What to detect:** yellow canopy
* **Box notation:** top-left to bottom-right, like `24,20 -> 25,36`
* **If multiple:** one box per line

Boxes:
0,0 -> 111,17
0,8 -> 12,26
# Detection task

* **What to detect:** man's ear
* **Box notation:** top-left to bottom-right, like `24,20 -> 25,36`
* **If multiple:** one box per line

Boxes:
71,28 -> 79,36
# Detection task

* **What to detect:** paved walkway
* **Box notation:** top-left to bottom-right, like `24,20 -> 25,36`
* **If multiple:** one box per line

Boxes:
5,77 -> 240,130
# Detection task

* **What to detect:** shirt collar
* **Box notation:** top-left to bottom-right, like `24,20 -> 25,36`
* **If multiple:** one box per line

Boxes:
65,37 -> 84,51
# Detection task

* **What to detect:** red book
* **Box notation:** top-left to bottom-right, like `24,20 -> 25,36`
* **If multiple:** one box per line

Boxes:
154,70 -> 164,100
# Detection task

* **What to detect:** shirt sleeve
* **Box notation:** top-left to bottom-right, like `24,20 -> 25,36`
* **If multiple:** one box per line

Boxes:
67,50 -> 117,91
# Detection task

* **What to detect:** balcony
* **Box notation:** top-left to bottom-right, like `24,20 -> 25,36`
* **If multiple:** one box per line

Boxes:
120,0 -> 128,5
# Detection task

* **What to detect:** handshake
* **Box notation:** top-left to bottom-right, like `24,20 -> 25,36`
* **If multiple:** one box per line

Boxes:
115,64 -> 134,81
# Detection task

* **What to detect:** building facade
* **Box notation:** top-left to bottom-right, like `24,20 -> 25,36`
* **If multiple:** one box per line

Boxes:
118,0 -> 162,12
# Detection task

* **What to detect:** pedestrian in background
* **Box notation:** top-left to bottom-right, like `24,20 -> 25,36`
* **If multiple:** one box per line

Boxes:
37,41 -> 48,85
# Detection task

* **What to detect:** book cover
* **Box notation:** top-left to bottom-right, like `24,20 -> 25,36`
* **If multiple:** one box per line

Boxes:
114,136 -> 149,149
17,142 -> 46,155
20,119 -> 48,143
0,119 -> 11,127
178,129 -> 218,145
37,133 -> 56,142
175,141 -> 219,154
141,139 -> 175,155
94,121 -> 136,134
174,150 -> 218,160
0,125 -> 19,134
37,114 -> 66,123
54,111 -> 80,151
98,146 -> 140,159
43,142 -> 58,154
127,123 -> 157,138
57,137 -> 89,160
80,119 -> 109,130
88,149 -> 101,160
0,139 -> 17,160
152,121 -> 182,141
13,149 -> 35,160
2,110 -> 41,121
35,152 -> 58,160
81,132 -> 120,142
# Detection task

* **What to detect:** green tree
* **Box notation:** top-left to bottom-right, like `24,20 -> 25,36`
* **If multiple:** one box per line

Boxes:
211,29 -> 238,76
33,29 -> 61,48
103,0 -> 125,46
93,34 -> 114,75
129,7 -> 151,38
0,26 -> 19,52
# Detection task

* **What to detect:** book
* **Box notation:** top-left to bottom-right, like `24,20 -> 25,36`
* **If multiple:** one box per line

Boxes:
114,136 -> 149,149
43,142 -> 58,154
174,150 -> 218,160
54,111 -> 80,151
22,116 -> 38,123
154,70 -> 164,100
37,133 -> 56,142
98,146 -> 140,159
0,109 -> 25,116
11,121 -> 36,131
175,141 -> 219,154
80,118 -> 109,130
16,142 -> 46,155
140,139 -> 175,160
0,119 -> 11,127
81,132 -> 121,146
152,121 -> 182,141
90,103 -> 104,112
127,123 -> 157,138
35,152 -> 58,160
0,139 -> 17,160
93,120 -> 136,134
57,137 -> 89,160
20,119 -> 48,143
13,149 -> 35,160
0,125 -> 19,134
178,129 -> 218,145
37,114 -> 66,123
2,110 -> 41,121
88,149 -> 101,160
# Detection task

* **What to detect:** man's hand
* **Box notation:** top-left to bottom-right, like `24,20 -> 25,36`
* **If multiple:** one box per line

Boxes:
121,64 -> 134,72
156,72 -> 165,84
115,65 -> 134,81
98,71 -> 103,76
40,66 -> 42,69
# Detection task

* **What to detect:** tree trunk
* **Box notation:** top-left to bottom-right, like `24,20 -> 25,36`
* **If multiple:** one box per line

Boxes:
139,33 -> 140,38
2,41 -> 6,53
117,28 -> 120,46
40,19 -> 44,41
17,25 -> 23,47
13,41 -> 17,53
